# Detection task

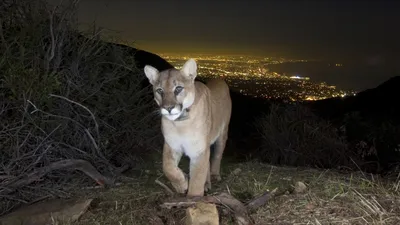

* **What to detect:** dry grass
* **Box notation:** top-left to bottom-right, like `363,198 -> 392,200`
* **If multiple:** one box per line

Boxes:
66,159 -> 400,225
245,162 -> 400,225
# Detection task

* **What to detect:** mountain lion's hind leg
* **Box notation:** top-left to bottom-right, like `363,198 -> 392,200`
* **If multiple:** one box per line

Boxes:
210,130 -> 228,181
162,143 -> 188,194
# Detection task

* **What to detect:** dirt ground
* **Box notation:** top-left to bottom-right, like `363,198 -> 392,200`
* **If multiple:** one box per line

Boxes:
68,157 -> 400,225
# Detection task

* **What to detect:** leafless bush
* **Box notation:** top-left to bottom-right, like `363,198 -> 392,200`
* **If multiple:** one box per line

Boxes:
256,103 -> 359,169
0,0 -> 160,215
343,111 -> 400,171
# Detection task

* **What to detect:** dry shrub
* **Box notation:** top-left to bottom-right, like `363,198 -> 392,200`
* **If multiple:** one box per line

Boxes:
343,111 -> 400,172
0,0 -> 160,215
256,103 -> 358,169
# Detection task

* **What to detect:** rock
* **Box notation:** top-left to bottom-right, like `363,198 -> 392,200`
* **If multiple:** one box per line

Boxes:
305,202 -> 316,210
0,198 -> 92,225
185,202 -> 219,225
294,181 -> 307,194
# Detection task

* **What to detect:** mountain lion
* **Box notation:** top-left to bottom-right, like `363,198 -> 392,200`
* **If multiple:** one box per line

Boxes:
144,59 -> 232,197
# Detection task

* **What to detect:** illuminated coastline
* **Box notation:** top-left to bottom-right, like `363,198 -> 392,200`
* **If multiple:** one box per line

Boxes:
160,54 -> 356,101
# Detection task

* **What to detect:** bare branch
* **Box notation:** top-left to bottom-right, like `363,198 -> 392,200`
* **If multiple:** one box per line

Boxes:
48,8 -> 55,63
49,94 -> 100,141
155,179 -> 174,196
160,188 -> 282,225
161,192 -> 253,225
2,159 -> 114,196
245,188 -> 278,211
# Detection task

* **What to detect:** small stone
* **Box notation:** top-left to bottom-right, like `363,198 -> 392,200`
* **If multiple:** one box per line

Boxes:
294,181 -> 307,194
185,202 -> 219,225
305,202 -> 316,210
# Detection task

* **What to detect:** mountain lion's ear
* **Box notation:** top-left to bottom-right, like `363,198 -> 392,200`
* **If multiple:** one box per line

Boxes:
144,65 -> 160,85
181,58 -> 197,80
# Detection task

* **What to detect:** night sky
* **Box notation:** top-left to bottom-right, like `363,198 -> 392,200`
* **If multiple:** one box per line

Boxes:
46,0 -> 400,89
57,0 -> 399,60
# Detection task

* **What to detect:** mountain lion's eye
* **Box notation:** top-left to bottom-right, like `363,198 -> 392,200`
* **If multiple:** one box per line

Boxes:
174,86 -> 183,95
156,88 -> 163,95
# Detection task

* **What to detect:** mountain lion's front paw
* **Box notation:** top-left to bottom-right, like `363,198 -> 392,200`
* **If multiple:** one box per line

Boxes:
171,175 -> 188,194
204,181 -> 211,193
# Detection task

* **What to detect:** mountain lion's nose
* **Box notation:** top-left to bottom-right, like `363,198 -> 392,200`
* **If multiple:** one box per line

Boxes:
165,106 -> 175,113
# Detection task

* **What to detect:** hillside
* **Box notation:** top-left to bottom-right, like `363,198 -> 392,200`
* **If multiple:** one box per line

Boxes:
307,76 -> 400,122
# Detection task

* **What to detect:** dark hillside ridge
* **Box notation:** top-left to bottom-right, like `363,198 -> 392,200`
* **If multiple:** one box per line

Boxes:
133,50 -> 174,72
307,76 -> 400,173
307,75 -> 400,124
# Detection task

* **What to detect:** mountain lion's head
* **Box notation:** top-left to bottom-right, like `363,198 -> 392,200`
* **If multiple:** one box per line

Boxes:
144,59 -> 197,121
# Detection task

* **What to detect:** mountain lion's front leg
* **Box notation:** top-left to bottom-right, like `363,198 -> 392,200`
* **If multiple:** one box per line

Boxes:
187,145 -> 210,197
162,142 -> 188,194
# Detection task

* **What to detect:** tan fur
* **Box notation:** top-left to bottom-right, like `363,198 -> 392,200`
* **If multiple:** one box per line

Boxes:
144,59 -> 232,197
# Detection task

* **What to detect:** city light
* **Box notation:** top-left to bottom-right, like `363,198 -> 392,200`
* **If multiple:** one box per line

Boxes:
161,54 -> 356,101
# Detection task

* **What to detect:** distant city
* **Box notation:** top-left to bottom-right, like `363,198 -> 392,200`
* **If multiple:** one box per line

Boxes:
160,54 -> 357,101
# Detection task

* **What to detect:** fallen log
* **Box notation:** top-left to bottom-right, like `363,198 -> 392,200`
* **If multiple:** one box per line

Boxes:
161,188 -> 279,225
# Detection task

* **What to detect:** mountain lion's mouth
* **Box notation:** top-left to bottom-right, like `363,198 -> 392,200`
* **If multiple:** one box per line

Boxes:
174,108 -> 190,121
162,108 -> 189,121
